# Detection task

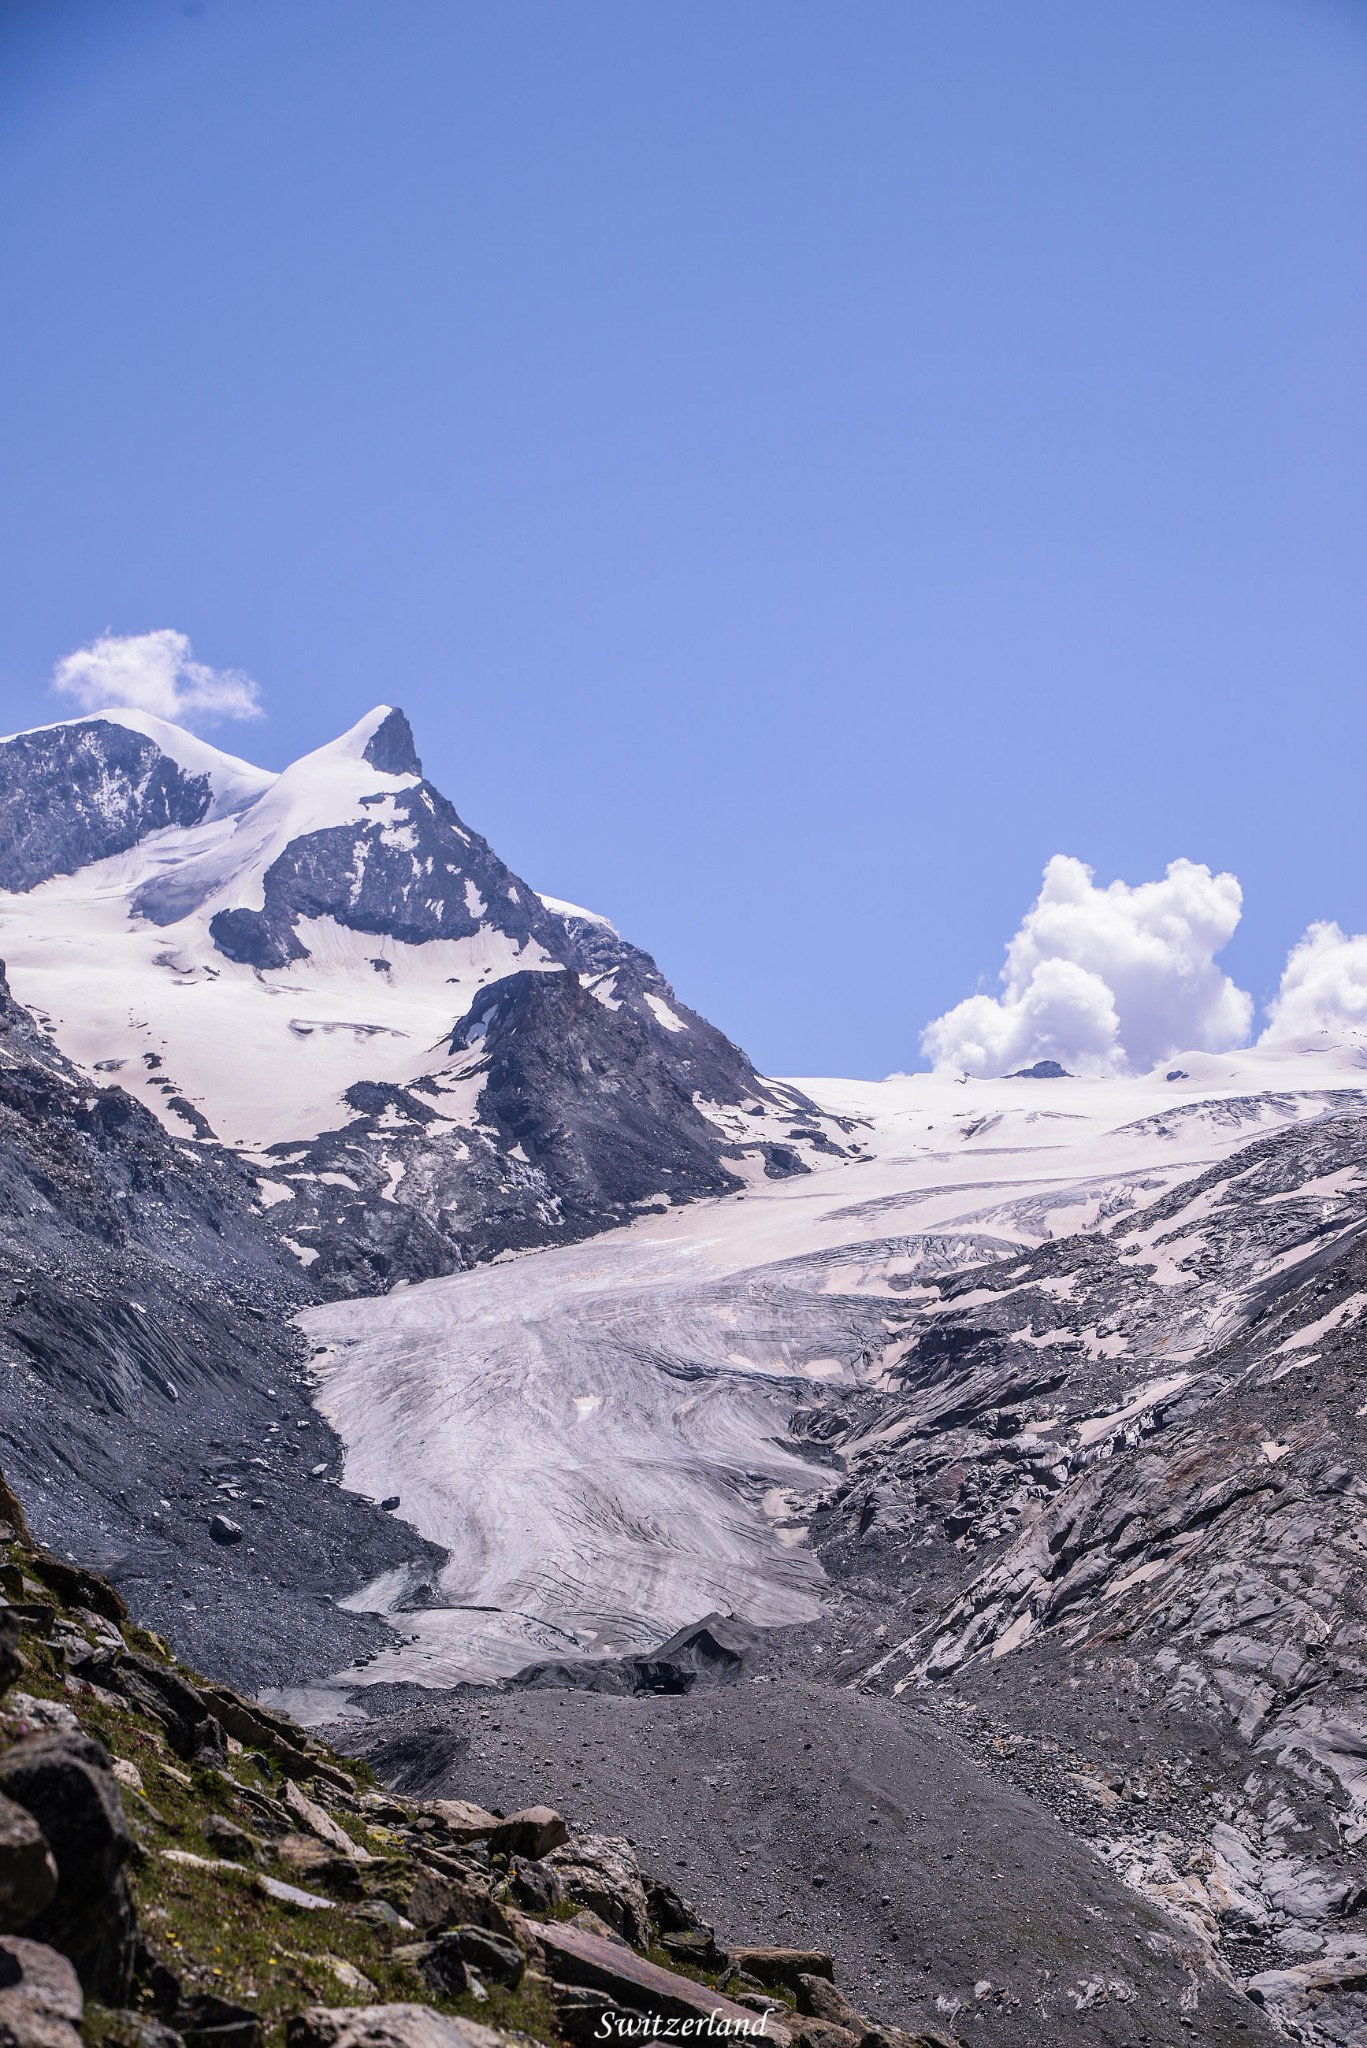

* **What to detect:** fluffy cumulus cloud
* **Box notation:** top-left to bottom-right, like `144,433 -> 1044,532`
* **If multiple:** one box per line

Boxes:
1263,922 -> 1367,1042
53,629 -> 262,727
922,854 -> 1253,1077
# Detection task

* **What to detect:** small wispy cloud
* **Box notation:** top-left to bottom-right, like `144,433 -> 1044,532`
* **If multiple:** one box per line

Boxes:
53,629 -> 263,728
921,853 -> 1252,1077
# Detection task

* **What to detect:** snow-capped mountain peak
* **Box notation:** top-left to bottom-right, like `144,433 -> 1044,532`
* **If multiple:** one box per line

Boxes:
0,702 -> 842,1281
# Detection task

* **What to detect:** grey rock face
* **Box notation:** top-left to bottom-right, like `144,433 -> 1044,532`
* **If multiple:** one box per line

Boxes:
0,721 -> 212,893
795,1104 -> 1367,2039
266,962 -> 835,1297
362,707 -> 423,777
206,775 -> 560,968
0,960 -> 440,1691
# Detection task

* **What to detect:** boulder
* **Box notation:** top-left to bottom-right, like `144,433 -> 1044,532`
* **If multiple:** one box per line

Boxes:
286,2008 -> 509,2048
548,1981 -> 649,2048
725,1948 -> 834,1992
391,1926 -> 528,1999
0,1733 -> 137,2001
0,1935 -> 83,2048
568,1910 -> 631,1949
20,1554 -> 126,1624
0,1611 -> 22,1696
487,1806 -> 567,1861
208,1518 -> 243,1547
439,1926 -> 525,1990
405,1869 -> 514,1938
795,1976 -> 865,2029
390,1937 -> 468,1998
425,1799 -> 498,1844
0,1790 -> 58,1929
505,1856 -> 563,1915
536,1920 -> 793,2044
644,1875 -> 706,1936
792,2025 -> 858,2048
660,1929 -> 727,1971
545,1835 -> 650,1949
281,1779 -> 371,1862
0,1702 -> 78,1741
175,1992 -> 264,2048
102,1655 -> 225,1764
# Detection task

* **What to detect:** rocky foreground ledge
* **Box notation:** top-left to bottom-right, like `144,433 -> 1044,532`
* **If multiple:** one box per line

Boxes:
0,1467 -> 952,2048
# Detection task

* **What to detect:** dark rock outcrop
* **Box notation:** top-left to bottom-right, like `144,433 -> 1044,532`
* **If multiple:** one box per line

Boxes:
0,1733 -> 136,2001
485,1807 -> 567,1861
271,964 -> 836,1296
0,721 -> 213,895
0,1615 -> 21,1698
206,775 -> 560,970
0,1790 -> 57,1929
510,1613 -> 762,1697
362,708 -> 423,778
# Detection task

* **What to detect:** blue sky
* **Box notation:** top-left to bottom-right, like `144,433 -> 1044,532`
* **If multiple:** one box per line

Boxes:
2,0 -> 1365,1077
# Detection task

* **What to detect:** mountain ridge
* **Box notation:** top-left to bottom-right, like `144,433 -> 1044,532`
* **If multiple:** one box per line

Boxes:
0,705 -> 849,1293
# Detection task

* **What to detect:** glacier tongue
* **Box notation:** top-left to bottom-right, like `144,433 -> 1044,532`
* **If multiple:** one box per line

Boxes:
296,1044 -> 1367,1699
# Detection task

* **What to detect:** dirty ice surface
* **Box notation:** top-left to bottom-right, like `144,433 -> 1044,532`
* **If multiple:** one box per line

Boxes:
289,1042 -> 1367,1710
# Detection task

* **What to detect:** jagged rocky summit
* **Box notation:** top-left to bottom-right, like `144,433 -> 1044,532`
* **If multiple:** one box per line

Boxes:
0,704 -> 848,1293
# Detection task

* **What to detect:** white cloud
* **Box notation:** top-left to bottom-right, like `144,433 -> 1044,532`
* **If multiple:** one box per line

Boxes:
921,854 -> 1253,1077
1263,921 -> 1367,1042
52,629 -> 262,727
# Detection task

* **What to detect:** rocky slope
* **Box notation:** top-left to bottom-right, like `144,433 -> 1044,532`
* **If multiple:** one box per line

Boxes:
0,958 -> 437,1690
0,1469 -> 975,2048
792,1105 -> 1367,2043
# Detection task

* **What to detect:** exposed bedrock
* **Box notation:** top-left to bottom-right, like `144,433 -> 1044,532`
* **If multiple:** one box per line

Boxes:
0,961 -> 440,1691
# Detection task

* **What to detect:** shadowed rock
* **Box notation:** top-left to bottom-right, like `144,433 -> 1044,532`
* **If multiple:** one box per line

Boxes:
0,1934 -> 84,2048
0,1734 -> 136,2001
